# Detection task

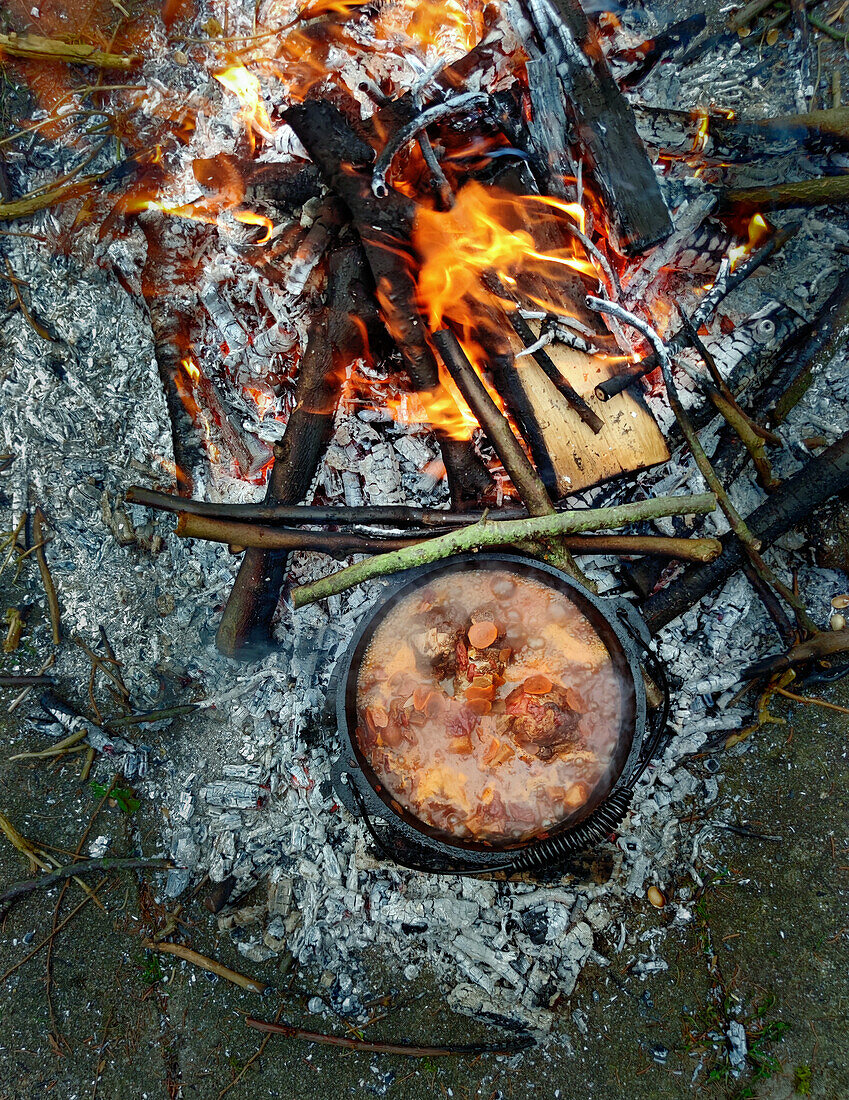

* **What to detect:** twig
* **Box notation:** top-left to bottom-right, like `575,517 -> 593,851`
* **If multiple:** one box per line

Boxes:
0,32 -> 138,67
109,704 -> 198,727
708,388 -> 779,490
290,493 -> 717,607
245,1016 -> 533,1056
143,941 -> 266,993
33,509 -> 60,644
8,727 -> 88,760
0,857 -> 171,909
775,686 -> 849,714
219,1001 -> 286,1099
72,637 -> 130,700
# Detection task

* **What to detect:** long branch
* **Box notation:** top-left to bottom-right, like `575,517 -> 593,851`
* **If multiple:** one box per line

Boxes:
290,493 -> 716,607
125,487 -> 517,528
173,518 -> 721,562
176,514 -> 425,556
244,1016 -> 533,1056
0,857 -> 171,909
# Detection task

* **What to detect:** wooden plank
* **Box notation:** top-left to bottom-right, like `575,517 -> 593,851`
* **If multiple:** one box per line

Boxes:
507,336 -> 669,496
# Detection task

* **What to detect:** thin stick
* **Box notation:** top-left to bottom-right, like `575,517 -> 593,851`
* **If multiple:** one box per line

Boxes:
219,1002 -> 286,1099
176,514 -> 426,556
143,941 -> 266,993
8,730 -> 88,760
504,310 -> 604,433
109,704 -> 198,727
775,686 -> 849,714
244,1016 -> 533,1056
290,493 -> 716,607
33,509 -> 60,644
175,520 -> 722,562
0,857 -> 171,909
588,297 -> 818,634
126,487 -> 518,527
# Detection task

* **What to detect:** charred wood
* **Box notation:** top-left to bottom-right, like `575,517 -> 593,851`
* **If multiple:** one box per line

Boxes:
596,222 -> 799,399
518,0 -> 672,254
642,431 -> 849,632
215,243 -> 366,659
284,99 -> 492,506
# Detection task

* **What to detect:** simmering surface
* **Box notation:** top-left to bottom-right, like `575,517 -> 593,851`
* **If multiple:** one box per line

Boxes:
355,569 -> 626,844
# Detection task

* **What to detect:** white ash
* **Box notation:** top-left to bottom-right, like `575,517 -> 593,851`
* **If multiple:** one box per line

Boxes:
3,0 -> 849,1043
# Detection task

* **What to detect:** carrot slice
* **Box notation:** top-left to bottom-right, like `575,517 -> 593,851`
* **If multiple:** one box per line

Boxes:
524,674 -> 553,695
467,697 -> 492,716
412,687 -> 432,712
468,621 -> 498,649
564,781 -> 588,808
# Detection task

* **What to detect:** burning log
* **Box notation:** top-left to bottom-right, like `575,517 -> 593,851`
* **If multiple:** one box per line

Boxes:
283,99 -> 492,506
518,0 -> 672,254
642,431 -> 849,632
215,243 -> 367,659
595,222 -> 799,400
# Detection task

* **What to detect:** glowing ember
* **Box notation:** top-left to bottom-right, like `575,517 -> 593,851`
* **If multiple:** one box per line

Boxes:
233,209 -> 273,243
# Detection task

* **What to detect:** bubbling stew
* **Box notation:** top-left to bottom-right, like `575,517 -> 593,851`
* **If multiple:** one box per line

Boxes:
355,569 -> 626,845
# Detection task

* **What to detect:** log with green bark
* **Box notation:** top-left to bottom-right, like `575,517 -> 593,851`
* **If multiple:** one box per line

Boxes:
289,492 -> 717,607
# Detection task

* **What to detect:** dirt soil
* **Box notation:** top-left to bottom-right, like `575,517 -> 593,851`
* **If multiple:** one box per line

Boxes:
1,553 -> 847,1100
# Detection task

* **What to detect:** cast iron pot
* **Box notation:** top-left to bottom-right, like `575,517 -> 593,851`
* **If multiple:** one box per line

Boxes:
331,553 -> 669,875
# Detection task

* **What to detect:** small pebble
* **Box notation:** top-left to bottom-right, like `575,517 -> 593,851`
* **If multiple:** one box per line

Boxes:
647,885 -> 666,908
831,614 -> 846,631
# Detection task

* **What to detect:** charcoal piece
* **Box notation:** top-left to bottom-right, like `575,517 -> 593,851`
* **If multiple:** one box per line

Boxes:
519,0 -> 672,254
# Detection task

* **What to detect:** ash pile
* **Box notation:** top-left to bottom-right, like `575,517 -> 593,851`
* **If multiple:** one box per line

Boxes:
3,0 -> 849,1036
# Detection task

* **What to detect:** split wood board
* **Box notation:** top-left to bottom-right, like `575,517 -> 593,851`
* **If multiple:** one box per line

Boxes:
508,338 -> 669,497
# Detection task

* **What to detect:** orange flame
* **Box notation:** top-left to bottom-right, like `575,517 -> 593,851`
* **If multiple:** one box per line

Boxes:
413,182 -> 594,333
214,64 -> 273,148
234,209 -> 273,243
728,213 -> 771,270
385,372 -> 479,442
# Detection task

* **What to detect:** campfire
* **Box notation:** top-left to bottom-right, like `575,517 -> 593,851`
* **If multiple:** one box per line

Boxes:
3,0 -> 849,1048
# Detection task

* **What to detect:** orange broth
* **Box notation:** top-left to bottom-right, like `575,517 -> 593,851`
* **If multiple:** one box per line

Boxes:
355,569 -> 625,844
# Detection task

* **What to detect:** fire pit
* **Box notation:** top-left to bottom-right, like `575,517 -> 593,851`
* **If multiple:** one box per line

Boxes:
332,554 -> 668,874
